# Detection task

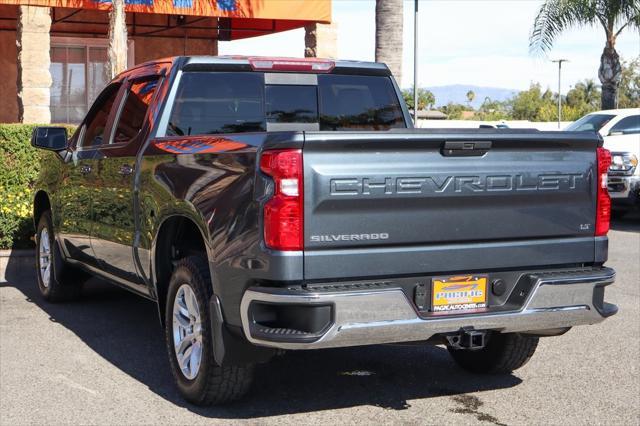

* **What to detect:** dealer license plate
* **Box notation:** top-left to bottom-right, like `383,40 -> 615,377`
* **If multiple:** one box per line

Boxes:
432,275 -> 488,313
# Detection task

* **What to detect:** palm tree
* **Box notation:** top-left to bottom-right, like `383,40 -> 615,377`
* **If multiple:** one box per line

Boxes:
530,0 -> 640,110
107,0 -> 127,79
466,90 -> 476,106
375,0 -> 403,84
582,78 -> 601,107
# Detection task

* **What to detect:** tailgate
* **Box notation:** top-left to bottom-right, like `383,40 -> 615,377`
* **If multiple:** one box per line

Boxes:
303,130 -> 600,280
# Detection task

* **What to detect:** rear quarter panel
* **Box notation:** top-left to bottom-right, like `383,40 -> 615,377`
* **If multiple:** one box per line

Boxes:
138,132 -> 304,326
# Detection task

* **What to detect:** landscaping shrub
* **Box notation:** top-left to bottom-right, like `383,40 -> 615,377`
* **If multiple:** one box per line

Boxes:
0,124 -> 76,249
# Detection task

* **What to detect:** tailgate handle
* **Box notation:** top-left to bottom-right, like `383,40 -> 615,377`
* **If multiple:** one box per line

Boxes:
442,141 -> 492,157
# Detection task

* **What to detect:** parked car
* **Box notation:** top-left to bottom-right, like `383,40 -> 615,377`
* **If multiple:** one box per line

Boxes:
566,109 -> 640,217
31,56 -> 617,405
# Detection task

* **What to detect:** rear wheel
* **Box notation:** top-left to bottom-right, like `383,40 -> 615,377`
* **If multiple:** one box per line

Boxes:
447,332 -> 539,374
164,255 -> 254,405
35,211 -> 84,302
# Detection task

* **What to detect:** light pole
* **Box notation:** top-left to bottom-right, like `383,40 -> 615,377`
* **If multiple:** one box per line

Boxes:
413,0 -> 419,123
551,59 -> 569,129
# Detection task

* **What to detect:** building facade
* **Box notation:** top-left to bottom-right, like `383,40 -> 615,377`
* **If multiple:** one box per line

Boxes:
0,0 -> 332,123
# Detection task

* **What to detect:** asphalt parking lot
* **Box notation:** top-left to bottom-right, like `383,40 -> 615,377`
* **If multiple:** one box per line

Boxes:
1,214 -> 638,425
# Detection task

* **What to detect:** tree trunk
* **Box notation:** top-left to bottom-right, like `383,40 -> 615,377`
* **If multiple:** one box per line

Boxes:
107,0 -> 127,80
375,0 -> 403,84
598,44 -> 622,110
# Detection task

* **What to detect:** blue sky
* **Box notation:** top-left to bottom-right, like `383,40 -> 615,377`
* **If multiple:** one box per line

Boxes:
220,0 -> 640,92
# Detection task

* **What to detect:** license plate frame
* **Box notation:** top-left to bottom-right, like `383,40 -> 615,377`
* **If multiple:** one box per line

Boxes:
431,275 -> 488,313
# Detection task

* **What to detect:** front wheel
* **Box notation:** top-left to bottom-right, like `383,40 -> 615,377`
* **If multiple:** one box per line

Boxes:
164,255 -> 254,405
447,332 -> 539,374
35,211 -> 84,302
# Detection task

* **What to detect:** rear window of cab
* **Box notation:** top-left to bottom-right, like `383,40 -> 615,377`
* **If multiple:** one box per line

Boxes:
165,72 -> 405,136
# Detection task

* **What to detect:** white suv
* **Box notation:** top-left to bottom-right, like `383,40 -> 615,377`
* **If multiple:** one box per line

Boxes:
566,109 -> 640,217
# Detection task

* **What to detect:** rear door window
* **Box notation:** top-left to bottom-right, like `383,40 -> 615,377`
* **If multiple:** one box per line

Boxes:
112,78 -> 159,144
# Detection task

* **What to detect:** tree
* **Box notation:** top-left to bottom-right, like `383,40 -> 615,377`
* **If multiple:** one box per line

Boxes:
375,0 -> 403,83
476,97 -> 510,121
618,57 -> 640,108
107,0 -> 127,80
466,90 -> 476,106
510,83 -> 549,121
529,0 -> 640,110
566,79 -> 601,113
402,87 -> 436,111
438,103 -> 473,120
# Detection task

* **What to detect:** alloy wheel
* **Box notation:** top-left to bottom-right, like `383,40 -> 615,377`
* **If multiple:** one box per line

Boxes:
172,284 -> 203,380
38,228 -> 51,288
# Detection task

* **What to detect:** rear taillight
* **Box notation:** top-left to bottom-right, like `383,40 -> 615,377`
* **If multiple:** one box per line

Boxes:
596,147 -> 612,236
260,149 -> 303,251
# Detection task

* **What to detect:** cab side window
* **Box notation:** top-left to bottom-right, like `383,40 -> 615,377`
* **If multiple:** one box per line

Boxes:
80,83 -> 121,149
112,78 -> 159,145
610,115 -> 640,135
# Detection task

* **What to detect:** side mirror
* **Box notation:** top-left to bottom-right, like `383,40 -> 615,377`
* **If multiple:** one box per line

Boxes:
31,127 -> 68,151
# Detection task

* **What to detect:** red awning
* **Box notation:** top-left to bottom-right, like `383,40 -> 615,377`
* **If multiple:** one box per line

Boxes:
0,0 -> 331,39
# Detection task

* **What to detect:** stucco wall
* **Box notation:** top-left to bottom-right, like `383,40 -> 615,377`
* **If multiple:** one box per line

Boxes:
0,30 -> 19,123
132,36 -> 217,64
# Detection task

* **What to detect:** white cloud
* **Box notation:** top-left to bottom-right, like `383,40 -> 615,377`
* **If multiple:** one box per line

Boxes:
219,0 -> 640,92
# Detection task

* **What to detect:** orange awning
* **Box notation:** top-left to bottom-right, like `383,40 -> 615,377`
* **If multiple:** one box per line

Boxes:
0,0 -> 331,39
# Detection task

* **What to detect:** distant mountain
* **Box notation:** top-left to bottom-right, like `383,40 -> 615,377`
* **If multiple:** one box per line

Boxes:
422,85 -> 519,109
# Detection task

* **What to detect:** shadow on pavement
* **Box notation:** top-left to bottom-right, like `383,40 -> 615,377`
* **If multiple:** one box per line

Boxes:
610,211 -> 640,232
2,266 -> 522,418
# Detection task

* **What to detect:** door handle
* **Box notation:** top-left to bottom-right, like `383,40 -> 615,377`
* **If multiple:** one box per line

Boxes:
118,164 -> 134,176
80,165 -> 92,175
442,141 -> 492,157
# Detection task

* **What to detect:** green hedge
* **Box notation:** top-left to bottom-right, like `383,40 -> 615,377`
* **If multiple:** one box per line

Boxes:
0,124 -> 76,249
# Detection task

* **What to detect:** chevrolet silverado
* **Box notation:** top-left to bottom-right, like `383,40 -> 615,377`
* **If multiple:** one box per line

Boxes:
31,56 -> 617,405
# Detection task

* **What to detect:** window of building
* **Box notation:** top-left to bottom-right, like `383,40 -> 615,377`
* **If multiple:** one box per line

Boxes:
50,38 -> 134,124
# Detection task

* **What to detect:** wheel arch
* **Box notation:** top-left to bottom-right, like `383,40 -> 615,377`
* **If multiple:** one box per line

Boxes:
33,190 -> 52,229
152,214 -> 211,327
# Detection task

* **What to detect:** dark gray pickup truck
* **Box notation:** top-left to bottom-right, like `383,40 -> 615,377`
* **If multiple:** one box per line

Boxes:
31,56 -> 617,405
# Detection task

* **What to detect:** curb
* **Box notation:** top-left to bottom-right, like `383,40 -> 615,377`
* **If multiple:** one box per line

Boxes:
0,249 -> 35,283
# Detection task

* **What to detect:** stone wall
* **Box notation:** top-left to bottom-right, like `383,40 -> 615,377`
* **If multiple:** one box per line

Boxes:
304,22 -> 338,59
16,6 -> 52,124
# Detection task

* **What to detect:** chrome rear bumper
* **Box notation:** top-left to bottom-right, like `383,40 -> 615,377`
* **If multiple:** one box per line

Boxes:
240,269 -> 616,350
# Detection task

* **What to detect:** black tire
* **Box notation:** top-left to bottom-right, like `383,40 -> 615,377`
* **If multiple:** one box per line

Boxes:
447,332 -> 539,374
164,255 -> 254,405
35,211 -> 83,302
